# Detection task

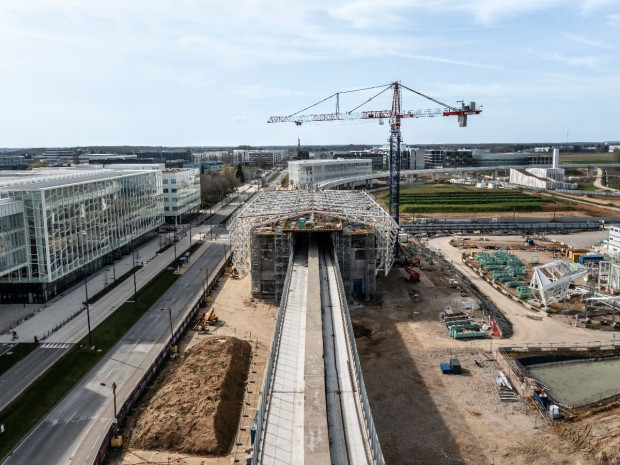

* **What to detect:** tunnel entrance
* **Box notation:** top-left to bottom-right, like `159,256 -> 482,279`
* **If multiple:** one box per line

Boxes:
250,214 -> 377,302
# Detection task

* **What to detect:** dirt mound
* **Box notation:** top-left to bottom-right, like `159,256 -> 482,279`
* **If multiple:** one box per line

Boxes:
127,337 -> 251,456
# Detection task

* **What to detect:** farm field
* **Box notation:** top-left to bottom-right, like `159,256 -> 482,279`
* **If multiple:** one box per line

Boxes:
385,184 -> 552,214
559,152 -> 617,164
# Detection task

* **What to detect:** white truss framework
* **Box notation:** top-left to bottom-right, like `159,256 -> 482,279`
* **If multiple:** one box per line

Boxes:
528,260 -> 587,308
229,190 -> 398,276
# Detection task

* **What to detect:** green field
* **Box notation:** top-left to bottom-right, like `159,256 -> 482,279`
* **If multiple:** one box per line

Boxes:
387,185 -> 550,214
560,153 -> 616,164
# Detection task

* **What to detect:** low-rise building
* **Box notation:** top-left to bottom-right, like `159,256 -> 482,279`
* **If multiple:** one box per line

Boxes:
288,159 -> 372,189
162,168 -> 201,223
233,149 -> 287,167
609,225 -> 620,256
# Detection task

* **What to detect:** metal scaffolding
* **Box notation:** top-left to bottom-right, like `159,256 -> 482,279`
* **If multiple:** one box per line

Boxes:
528,260 -> 588,308
229,190 -> 398,277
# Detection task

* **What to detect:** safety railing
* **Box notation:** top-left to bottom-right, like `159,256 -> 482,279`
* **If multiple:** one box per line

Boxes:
331,252 -> 385,465
250,251 -> 295,465
92,250 -> 232,465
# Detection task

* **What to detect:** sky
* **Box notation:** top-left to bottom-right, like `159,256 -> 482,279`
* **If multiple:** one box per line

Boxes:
0,0 -> 619,148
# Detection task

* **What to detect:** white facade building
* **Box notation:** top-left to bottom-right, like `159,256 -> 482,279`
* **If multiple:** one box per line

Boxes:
288,159 -> 372,189
509,148 -> 577,190
608,225 -> 620,255
0,167 -> 164,302
162,168 -> 201,223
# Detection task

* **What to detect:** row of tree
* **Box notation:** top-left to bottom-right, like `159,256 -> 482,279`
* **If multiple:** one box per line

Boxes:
200,164 -> 245,207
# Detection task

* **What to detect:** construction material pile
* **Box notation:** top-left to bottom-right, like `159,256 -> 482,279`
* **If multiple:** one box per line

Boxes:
127,337 -> 252,456
475,251 -> 526,288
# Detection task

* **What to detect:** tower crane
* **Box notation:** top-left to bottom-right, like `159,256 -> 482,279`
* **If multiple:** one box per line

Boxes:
268,81 -> 482,225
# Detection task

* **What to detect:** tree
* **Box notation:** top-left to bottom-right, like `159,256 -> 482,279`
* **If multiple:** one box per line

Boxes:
235,163 -> 245,183
27,161 -> 49,170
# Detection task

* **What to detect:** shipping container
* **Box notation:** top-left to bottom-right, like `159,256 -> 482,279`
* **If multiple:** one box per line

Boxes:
449,358 -> 462,374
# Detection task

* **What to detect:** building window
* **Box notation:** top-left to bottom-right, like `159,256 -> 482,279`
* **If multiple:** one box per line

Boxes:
163,179 -> 168,184
163,188 -> 169,193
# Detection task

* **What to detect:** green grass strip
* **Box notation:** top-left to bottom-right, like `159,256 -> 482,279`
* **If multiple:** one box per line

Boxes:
0,343 -> 37,377
0,270 -> 179,461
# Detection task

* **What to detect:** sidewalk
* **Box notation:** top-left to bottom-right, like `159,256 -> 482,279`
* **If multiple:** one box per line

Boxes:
0,185 -> 256,343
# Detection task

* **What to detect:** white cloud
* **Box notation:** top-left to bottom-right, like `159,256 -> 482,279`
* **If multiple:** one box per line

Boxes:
563,33 -> 613,49
397,53 -> 506,70
607,13 -> 620,24
547,52 -> 613,68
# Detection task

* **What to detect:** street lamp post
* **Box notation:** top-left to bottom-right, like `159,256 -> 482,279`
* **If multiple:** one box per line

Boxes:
132,250 -> 137,305
200,266 -> 209,302
100,382 -> 118,435
162,307 -> 174,340
83,267 -> 93,348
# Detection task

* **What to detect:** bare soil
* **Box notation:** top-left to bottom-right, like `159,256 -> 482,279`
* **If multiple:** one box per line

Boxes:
353,262 -> 620,465
126,337 -> 251,456
109,271 -> 278,465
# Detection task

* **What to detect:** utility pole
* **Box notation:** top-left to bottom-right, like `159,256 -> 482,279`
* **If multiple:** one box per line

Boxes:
132,250 -> 137,305
84,267 -> 93,348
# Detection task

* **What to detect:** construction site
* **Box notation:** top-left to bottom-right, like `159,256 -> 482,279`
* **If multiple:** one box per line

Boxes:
105,81 -> 619,464
110,228 -> 620,465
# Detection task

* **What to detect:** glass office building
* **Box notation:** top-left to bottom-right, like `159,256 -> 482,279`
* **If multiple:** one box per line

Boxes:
0,168 -> 164,302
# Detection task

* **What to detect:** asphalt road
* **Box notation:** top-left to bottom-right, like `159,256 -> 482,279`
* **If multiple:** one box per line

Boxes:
0,186 -> 249,414
2,242 -> 228,465
0,185 -> 258,464
0,344 -> 70,411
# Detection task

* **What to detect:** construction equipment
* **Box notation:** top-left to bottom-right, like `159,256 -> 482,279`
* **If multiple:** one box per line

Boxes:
230,265 -> 240,279
405,264 -> 420,281
268,81 -> 482,225
193,308 -> 218,332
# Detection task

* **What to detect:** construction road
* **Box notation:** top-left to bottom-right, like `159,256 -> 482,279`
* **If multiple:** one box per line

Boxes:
430,236 -> 605,346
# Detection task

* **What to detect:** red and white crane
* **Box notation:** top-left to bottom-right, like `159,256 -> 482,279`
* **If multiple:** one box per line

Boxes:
268,81 -> 482,224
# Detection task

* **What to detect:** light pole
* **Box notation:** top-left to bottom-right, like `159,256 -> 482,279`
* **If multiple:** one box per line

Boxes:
200,266 -> 209,302
83,267 -> 93,348
132,250 -> 137,305
162,307 -> 174,340
100,382 -> 118,435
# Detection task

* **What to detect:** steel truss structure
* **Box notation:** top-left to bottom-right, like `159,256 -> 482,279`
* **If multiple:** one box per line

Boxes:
229,190 -> 398,277
528,260 -> 587,308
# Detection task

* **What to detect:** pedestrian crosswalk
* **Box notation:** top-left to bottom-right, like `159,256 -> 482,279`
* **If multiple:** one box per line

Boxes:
40,342 -> 72,349
0,343 -> 16,356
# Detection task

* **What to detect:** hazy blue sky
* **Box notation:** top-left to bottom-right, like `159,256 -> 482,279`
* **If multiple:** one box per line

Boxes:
1,1 -> 619,147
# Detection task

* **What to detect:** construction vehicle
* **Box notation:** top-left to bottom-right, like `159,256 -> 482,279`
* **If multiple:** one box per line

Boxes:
268,81 -> 481,225
405,264 -> 420,281
230,265 -> 240,279
193,308 -> 218,332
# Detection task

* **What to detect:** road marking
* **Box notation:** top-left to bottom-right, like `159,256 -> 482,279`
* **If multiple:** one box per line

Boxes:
40,343 -> 72,349
68,410 -> 78,422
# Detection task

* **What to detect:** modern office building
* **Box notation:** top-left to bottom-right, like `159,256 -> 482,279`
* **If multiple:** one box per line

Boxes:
0,155 -> 28,170
288,159 -> 372,189
183,160 -> 224,174
0,167 -> 164,303
162,168 -> 201,223
332,149 -> 384,171
233,149 -> 287,167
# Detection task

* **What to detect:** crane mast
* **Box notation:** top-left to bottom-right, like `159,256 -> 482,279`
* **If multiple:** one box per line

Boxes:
268,81 -> 482,225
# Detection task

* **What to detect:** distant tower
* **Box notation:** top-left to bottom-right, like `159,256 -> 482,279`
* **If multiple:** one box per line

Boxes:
552,147 -> 559,169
